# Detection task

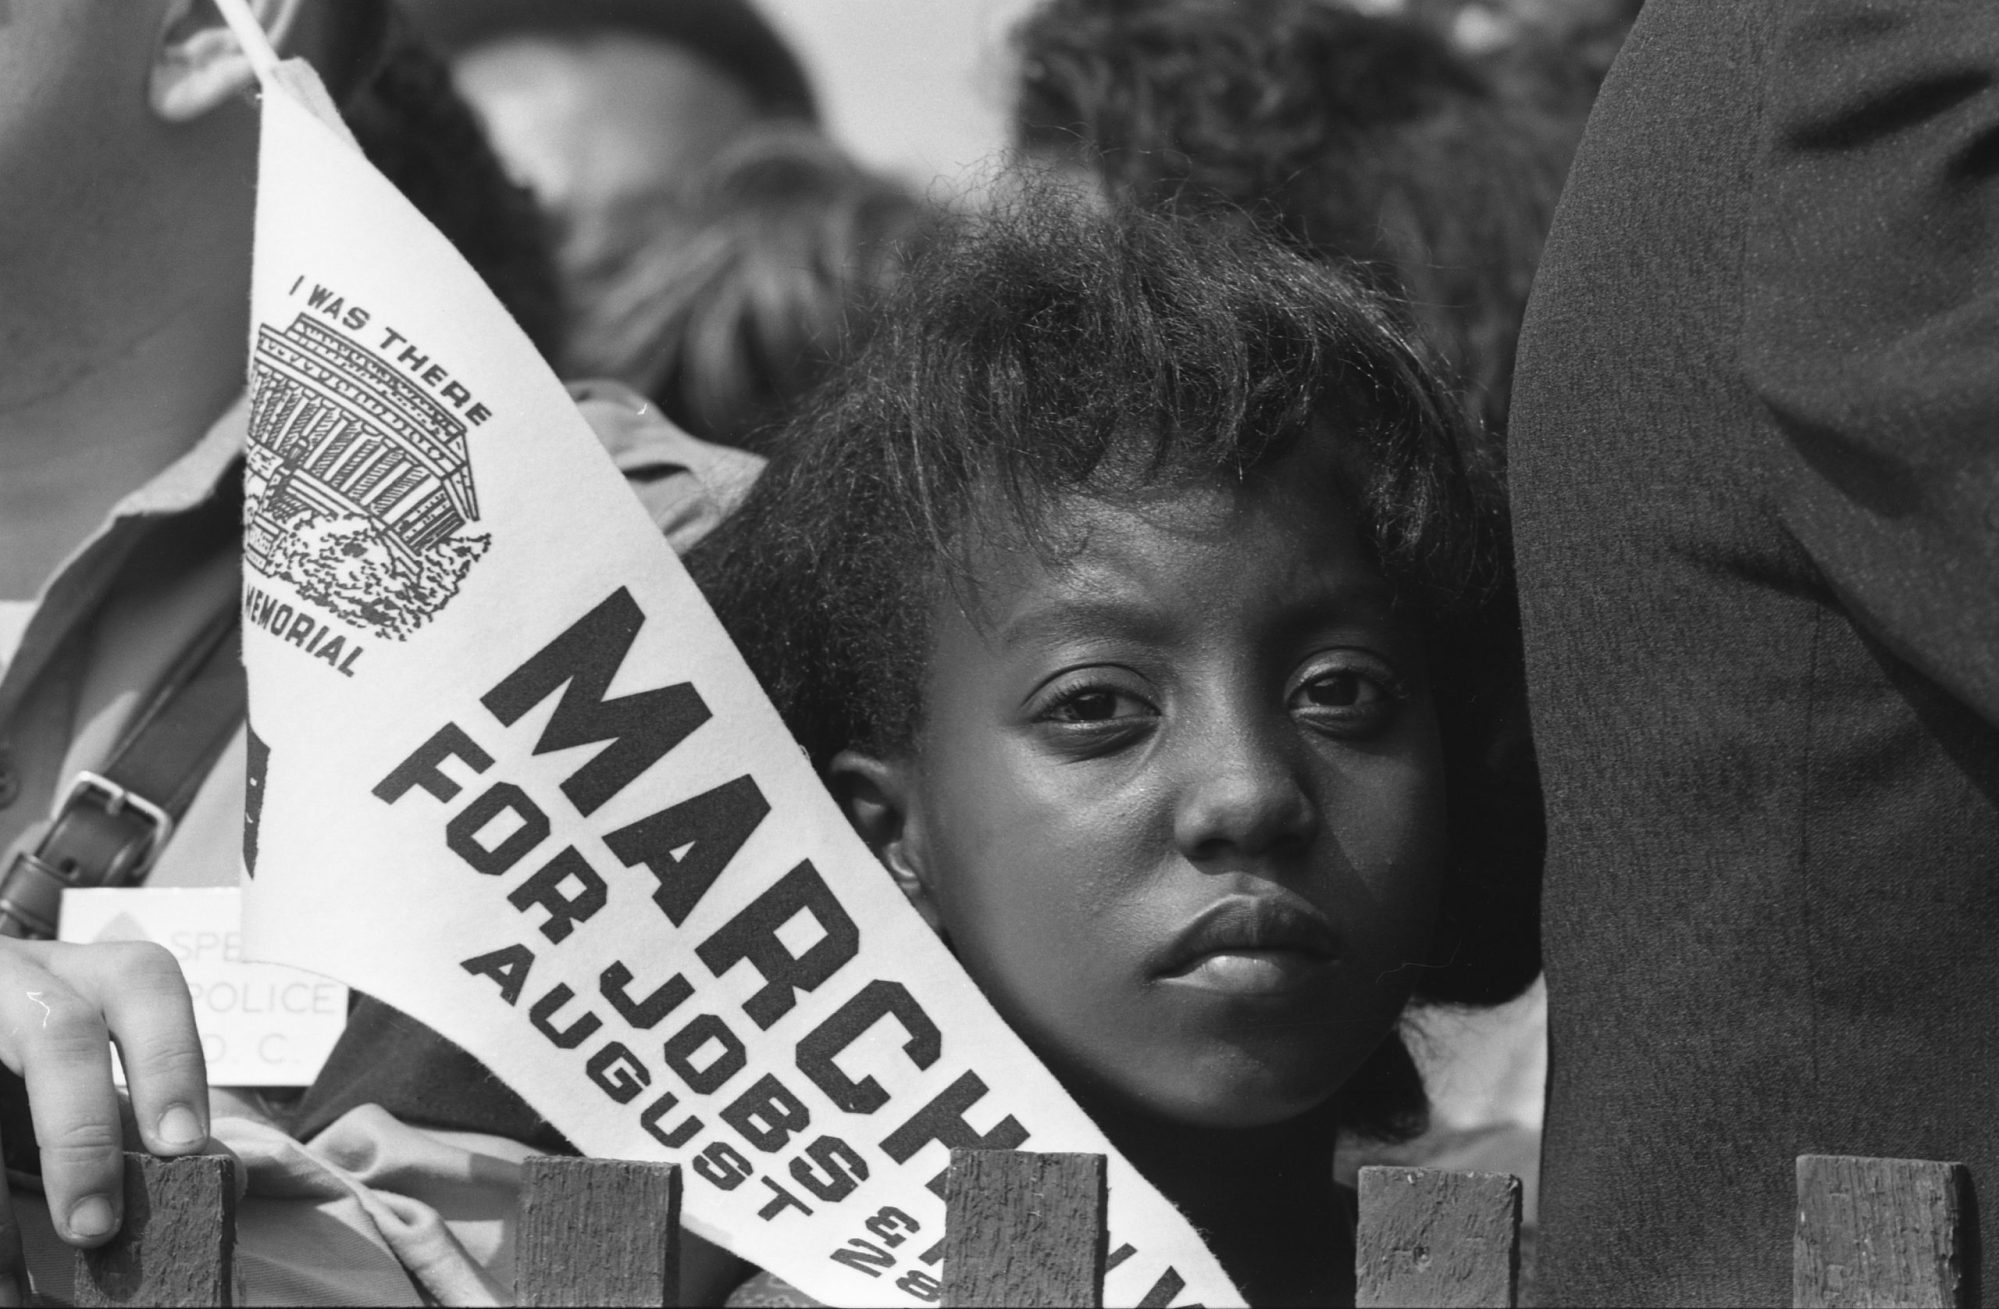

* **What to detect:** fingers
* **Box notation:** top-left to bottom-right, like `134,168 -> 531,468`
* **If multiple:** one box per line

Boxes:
0,940 -> 207,1248
3,970 -> 125,1245
91,947 -> 209,1159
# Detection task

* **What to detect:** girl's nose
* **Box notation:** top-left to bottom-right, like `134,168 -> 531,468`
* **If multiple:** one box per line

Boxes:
1171,720 -> 1320,863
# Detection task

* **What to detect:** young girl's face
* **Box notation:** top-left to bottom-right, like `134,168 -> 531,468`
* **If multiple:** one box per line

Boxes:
844,458 -> 1448,1129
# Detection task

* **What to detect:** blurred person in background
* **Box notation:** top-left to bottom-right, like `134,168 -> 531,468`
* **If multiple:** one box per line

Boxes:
342,11 -> 566,356
1012,0 -> 1580,441
565,125 -> 934,454
404,0 -> 816,218
401,0 -> 822,377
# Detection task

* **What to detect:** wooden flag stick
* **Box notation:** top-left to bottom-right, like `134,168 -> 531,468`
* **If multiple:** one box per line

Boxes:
517,1156 -> 682,1308
943,1149 -> 1106,1308
1794,1155 -> 1972,1309
74,1153 -> 236,1308
1356,1166 -> 1520,1309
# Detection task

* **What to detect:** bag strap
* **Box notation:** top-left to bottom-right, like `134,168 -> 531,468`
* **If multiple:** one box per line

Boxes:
0,604 -> 245,939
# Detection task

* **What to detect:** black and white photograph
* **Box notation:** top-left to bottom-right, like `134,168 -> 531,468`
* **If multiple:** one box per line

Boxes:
0,1 -> 1991,1305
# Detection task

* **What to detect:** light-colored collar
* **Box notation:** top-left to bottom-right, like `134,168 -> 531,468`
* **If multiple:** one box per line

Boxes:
105,393 -> 248,522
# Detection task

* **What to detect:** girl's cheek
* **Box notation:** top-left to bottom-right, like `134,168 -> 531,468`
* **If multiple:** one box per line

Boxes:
1345,720 -> 1448,881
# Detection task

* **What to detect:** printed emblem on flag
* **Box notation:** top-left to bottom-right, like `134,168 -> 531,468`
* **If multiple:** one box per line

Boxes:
244,307 -> 491,640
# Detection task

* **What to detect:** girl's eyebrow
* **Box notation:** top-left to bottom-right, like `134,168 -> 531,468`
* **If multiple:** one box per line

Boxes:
1269,575 -> 1404,630
995,577 -> 1403,652
995,597 -> 1176,651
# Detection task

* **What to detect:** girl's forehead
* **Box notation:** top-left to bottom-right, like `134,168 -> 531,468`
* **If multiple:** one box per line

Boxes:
951,472 -> 1392,638
970,443 -> 1345,553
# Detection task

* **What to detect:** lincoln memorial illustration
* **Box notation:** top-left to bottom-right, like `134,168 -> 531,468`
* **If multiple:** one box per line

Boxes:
244,312 -> 490,639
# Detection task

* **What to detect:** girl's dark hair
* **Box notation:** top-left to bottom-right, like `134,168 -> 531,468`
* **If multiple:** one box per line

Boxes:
688,189 -> 1541,1140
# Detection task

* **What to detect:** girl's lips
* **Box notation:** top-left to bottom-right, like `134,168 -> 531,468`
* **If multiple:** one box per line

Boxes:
1162,947 -> 1338,996
1151,894 -> 1341,996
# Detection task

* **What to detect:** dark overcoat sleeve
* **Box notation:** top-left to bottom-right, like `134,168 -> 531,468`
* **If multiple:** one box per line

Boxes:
1746,0 -> 1999,725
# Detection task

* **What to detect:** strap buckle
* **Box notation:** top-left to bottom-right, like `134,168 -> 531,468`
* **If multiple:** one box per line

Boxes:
0,772 -> 178,940
63,770 -> 177,870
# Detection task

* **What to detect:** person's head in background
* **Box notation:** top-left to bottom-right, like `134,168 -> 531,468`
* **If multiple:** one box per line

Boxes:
565,126 -> 932,453
0,0 -> 355,459
406,0 -> 815,216
1011,0 -> 1581,442
0,0 -> 556,433
346,6 -> 565,356
402,0 -> 819,371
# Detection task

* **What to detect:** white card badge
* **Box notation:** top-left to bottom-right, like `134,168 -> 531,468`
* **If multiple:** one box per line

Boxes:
59,888 -> 347,1087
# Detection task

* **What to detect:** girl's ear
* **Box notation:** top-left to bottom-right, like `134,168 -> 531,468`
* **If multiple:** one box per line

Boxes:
150,0 -> 308,123
828,749 -> 944,935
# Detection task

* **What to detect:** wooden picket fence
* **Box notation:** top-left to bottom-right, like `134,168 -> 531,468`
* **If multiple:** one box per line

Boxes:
69,1149 -> 1972,1307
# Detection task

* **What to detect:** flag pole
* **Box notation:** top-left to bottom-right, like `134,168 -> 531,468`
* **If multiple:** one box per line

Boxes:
211,0 -> 283,84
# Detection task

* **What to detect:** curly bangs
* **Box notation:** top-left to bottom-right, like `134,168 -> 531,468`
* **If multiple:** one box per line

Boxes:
687,189 -> 1540,1056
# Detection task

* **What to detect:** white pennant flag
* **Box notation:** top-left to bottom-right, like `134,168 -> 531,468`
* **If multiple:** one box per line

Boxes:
217,6 -> 1241,1306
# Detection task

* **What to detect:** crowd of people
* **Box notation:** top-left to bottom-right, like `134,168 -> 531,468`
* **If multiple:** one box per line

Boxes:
2,0 -> 1994,1304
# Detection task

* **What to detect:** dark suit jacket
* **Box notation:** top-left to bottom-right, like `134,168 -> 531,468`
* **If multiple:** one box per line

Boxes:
1511,0 -> 1999,1302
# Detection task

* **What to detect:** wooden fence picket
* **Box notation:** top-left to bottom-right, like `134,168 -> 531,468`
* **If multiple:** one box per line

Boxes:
1794,1155 -> 1971,1309
68,1144 -> 1994,1309
1355,1165 -> 1521,1309
72,1152 -> 236,1308
516,1155 -> 682,1308
942,1148 -> 1106,1308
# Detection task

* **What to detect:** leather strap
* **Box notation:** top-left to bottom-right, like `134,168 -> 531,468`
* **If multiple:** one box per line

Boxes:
0,605 -> 245,939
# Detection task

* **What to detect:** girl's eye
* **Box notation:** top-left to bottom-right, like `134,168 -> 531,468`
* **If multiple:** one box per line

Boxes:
1289,658 -> 1402,735
1052,689 -> 1128,722
1029,674 -> 1159,751
1043,686 -> 1152,724
1303,672 -> 1368,708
